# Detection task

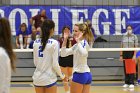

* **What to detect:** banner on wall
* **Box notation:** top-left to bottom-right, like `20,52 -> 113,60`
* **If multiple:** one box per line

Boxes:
0,6 -> 140,35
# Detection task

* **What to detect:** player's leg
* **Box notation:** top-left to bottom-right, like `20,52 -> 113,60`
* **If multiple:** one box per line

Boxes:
19,34 -> 23,49
61,66 -> 69,93
70,81 -> 83,93
26,34 -> 32,48
35,87 -> 45,93
44,83 -> 57,93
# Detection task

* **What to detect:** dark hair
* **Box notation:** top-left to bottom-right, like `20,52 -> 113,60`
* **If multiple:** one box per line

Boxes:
19,23 -> 27,32
0,18 -> 16,71
41,19 -> 55,51
62,26 -> 70,36
20,23 -> 27,29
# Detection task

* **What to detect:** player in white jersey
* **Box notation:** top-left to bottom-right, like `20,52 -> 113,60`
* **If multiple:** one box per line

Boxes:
61,23 -> 94,93
32,19 -> 67,93
0,18 -> 16,93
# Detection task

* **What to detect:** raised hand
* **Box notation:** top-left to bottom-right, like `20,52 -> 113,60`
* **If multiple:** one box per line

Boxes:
119,56 -> 124,62
64,31 -> 69,39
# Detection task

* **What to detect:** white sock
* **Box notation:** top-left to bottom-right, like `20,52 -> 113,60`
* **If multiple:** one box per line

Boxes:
27,35 -> 31,49
26,44 -> 29,49
66,91 -> 70,93
19,35 -> 23,49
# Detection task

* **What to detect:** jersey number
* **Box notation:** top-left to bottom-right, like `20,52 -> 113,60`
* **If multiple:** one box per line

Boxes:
38,46 -> 43,57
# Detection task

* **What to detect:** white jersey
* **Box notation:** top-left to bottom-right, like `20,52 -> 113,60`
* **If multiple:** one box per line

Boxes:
32,38 -> 64,86
0,47 -> 11,93
61,39 -> 90,73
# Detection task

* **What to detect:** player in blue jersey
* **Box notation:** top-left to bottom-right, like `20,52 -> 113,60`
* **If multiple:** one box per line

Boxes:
32,19 -> 67,93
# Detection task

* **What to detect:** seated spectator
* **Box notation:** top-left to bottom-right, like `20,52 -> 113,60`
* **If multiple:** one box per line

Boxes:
16,23 -> 30,49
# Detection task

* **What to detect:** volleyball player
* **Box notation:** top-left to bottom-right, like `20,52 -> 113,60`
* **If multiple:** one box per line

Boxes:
58,26 -> 76,93
0,18 -> 16,93
32,19 -> 67,93
61,23 -> 94,93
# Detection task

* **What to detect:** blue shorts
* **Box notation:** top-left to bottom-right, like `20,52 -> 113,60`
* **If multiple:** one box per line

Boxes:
72,72 -> 92,84
34,82 -> 56,88
136,51 -> 140,58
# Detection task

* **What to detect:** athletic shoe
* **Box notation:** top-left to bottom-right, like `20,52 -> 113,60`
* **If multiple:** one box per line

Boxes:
123,84 -> 129,88
129,84 -> 134,89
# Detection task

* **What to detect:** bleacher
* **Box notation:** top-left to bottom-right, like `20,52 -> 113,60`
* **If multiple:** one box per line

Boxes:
12,35 -> 140,81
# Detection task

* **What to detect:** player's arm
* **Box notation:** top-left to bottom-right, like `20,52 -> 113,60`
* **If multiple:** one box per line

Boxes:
33,42 -> 38,67
16,36 -> 20,48
77,41 -> 88,57
0,54 -> 6,92
61,31 -> 73,57
120,41 -> 123,62
52,43 -> 65,80
60,47 -> 74,57
30,15 -> 37,26
75,32 -> 88,57
133,35 -> 138,59
30,16 -> 36,32
30,18 -> 34,26
120,43 -> 123,56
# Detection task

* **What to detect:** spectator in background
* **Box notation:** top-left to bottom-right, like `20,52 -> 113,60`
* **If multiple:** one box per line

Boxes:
16,23 -> 31,49
0,18 -> 16,93
30,10 -> 47,40
27,24 -> 34,49
120,25 -> 138,89
58,26 -> 76,93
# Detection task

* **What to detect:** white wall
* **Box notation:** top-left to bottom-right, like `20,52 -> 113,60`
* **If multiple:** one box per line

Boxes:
10,0 -> 29,4
0,0 -> 139,5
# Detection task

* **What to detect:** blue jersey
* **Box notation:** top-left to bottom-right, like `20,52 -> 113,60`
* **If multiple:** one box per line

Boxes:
28,25 -> 32,35
16,29 -> 29,36
136,50 -> 140,58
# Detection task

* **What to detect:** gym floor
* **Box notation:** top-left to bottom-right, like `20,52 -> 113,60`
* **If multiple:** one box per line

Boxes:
11,81 -> 140,93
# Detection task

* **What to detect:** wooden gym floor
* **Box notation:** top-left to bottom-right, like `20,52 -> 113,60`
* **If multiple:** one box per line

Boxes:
11,81 -> 140,93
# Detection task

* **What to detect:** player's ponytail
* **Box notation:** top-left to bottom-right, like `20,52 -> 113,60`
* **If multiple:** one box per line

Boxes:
83,23 -> 94,46
75,23 -> 94,46
41,19 -> 55,51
